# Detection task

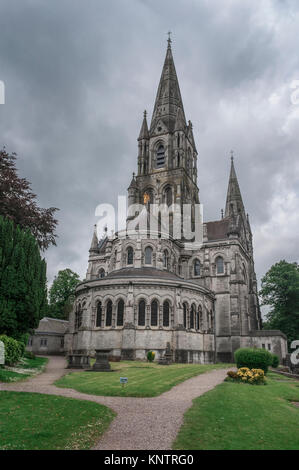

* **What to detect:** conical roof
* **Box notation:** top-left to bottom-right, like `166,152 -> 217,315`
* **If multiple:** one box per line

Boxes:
150,39 -> 186,134
89,225 -> 99,253
225,155 -> 245,218
138,110 -> 149,140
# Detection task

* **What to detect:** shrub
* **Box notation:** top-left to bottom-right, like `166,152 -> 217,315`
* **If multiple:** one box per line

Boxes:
24,350 -> 36,360
17,341 -> 26,357
0,335 -> 23,366
147,351 -> 155,362
234,348 -> 273,373
271,354 -> 279,368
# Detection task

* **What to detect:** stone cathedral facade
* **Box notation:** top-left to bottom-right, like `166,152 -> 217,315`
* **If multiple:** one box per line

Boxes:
66,41 -> 287,363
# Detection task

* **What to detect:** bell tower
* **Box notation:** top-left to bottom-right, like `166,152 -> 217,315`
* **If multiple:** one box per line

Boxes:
128,37 -> 200,219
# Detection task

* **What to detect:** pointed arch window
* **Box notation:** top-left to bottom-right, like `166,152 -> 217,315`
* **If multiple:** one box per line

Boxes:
163,301 -> 170,327
183,303 -> 187,329
138,300 -> 146,326
145,246 -> 153,265
151,300 -> 158,327
99,269 -> 105,278
194,259 -> 201,276
127,246 -> 134,265
106,300 -> 112,327
163,250 -> 169,269
199,306 -> 203,330
190,304 -> 196,329
165,187 -> 172,207
75,304 -> 83,330
196,310 -> 200,330
156,145 -> 165,168
216,256 -> 224,274
96,302 -> 102,327
117,299 -> 124,326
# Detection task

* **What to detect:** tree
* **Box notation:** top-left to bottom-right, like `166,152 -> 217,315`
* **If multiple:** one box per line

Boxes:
259,260 -> 299,348
0,148 -> 58,250
0,216 -> 48,340
48,269 -> 81,320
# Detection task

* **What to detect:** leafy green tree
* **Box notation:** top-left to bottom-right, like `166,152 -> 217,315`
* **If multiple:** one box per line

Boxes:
48,269 -> 80,320
259,260 -> 299,348
0,216 -> 48,340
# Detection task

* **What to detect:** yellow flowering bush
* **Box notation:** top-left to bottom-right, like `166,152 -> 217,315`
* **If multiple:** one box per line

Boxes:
226,367 -> 266,385
147,350 -> 155,362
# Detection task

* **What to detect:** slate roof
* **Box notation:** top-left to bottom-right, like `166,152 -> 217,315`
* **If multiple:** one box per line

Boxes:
35,317 -> 69,335
206,218 -> 230,241
106,267 -> 182,281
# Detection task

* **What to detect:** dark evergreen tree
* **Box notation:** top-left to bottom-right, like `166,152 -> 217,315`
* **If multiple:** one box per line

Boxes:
0,216 -> 48,339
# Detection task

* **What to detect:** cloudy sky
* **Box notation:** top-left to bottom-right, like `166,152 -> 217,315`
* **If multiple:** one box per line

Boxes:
0,0 -> 298,300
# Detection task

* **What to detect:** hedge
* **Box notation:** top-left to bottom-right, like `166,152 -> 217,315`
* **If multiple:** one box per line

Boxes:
271,354 -> 279,368
234,348 -> 273,373
0,335 -> 24,366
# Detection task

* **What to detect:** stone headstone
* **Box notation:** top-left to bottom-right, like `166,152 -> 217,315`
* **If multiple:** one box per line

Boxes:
0,340 -> 5,365
67,353 -> 91,369
91,349 -> 112,372
158,342 -> 173,365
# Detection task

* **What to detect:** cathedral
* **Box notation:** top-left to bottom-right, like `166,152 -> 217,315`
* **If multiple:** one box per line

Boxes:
66,39 -> 287,363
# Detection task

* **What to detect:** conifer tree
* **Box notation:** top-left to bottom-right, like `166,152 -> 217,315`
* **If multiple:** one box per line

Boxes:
0,216 -> 48,339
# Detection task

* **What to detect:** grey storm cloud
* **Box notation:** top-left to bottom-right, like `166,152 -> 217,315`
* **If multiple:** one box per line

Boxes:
0,0 -> 298,307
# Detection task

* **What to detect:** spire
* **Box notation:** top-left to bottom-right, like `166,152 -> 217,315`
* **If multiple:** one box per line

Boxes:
138,110 -> 149,140
150,37 -> 186,134
89,225 -> 99,254
225,152 -> 245,218
128,172 -> 138,189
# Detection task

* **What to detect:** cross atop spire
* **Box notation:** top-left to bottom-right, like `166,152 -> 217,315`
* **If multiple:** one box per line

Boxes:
167,31 -> 172,48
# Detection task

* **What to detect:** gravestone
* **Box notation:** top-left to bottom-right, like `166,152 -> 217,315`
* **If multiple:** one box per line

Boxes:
0,340 -> 5,365
158,342 -> 173,365
90,349 -> 112,372
67,353 -> 91,369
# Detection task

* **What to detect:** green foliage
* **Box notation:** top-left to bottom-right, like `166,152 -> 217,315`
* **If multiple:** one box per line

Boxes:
0,216 -> 48,339
24,350 -> 36,360
48,269 -> 80,320
271,354 -> 279,368
147,351 -> 155,362
0,335 -> 23,366
234,348 -> 273,373
260,260 -> 299,348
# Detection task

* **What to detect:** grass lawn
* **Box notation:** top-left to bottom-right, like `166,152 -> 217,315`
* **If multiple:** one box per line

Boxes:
173,371 -> 299,450
0,356 -> 48,383
55,361 -> 231,397
0,391 -> 115,450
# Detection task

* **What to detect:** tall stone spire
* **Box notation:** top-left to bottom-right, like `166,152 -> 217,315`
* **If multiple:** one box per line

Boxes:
138,110 -> 149,140
89,225 -> 99,254
150,37 -> 186,135
225,152 -> 245,218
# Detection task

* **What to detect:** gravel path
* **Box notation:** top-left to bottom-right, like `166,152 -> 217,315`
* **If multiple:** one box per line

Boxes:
0,356 -> 230,450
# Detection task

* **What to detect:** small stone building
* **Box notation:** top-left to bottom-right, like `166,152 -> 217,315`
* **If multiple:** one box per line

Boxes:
27,317 -> 69,355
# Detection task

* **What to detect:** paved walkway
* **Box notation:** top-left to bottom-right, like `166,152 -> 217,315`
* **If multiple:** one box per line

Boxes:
0,356 -> 230,450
